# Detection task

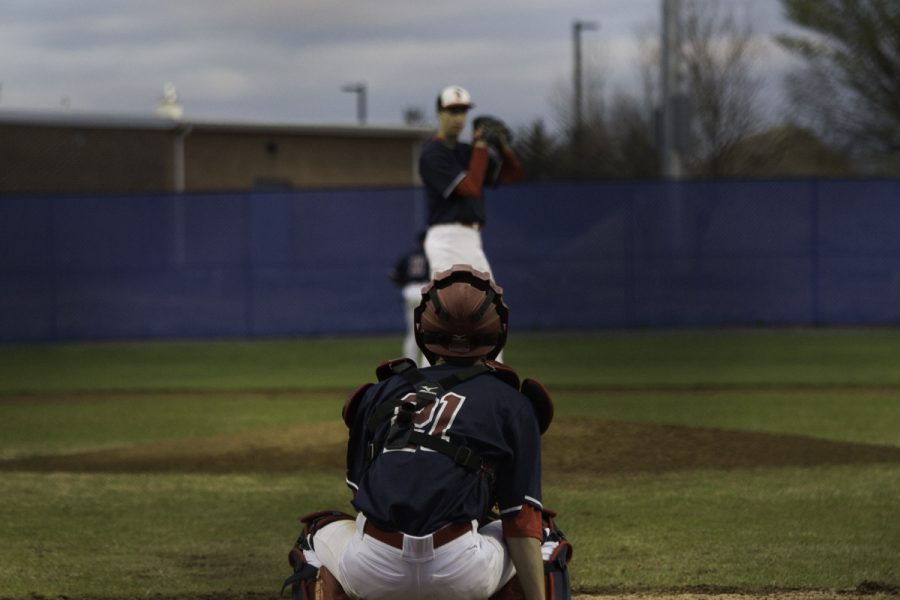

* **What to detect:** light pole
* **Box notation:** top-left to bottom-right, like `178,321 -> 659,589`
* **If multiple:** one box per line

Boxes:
341,82 -> 367,125
573,20 -> 599,135
660,0 -> 682,179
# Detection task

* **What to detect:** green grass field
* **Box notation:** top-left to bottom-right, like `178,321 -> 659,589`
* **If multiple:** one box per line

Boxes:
0,329 -> 898,598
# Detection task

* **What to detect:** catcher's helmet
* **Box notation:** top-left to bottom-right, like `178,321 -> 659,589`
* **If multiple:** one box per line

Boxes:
414,264 -> 509,365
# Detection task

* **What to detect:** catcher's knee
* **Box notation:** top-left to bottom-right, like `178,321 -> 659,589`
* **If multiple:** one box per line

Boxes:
299,509 -> 355,551
282,510 -> 355,600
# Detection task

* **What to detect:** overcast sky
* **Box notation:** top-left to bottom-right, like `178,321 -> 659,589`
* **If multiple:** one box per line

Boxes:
0,0 -> 801,129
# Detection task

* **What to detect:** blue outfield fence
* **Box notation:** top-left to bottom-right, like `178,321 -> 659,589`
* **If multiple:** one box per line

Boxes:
2,179 -> 900,342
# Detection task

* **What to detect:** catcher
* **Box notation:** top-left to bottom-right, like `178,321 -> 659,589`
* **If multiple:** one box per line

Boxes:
283,265 -> 572,600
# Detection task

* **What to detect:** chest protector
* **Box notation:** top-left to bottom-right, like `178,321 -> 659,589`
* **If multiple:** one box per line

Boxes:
343,358 -> 554,477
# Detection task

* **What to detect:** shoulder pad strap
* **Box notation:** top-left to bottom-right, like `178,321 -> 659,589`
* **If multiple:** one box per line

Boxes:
375,358 -> 417,381
343,383 -> 373,428
485,360 -> 520,389
437,362 -> 490,388
521,378 -> 554,435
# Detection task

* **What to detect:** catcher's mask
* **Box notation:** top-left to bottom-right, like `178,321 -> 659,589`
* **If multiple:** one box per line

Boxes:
414,264 -> 509,365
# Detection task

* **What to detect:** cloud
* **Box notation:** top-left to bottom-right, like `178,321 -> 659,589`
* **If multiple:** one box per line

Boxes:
0,0 -> 797,127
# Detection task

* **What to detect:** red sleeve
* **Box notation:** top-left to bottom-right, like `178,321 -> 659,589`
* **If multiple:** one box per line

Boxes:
455,146 -> 490,197
498,148 -> 524,183
501,503 -> 543,540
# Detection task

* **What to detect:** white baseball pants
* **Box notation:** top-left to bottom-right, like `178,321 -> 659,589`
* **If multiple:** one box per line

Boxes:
312,513 -> 516,600
402,282 -> 429,367
424,223 -> 494,279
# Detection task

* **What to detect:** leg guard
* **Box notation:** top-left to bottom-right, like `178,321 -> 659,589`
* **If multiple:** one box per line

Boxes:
489,509 -> 574,600
282,532 -> 319,600
281,510 -> 355,600
541,509 -> 573,600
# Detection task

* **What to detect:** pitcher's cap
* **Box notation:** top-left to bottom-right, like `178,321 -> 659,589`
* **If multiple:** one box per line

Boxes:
438,85 -> 474,110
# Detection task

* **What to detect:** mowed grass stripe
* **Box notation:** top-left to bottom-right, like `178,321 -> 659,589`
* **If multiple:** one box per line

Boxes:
0,392 -> 343,459
1,465 -> 897,596
553,464 -> 900,591
4,329 -> 900,393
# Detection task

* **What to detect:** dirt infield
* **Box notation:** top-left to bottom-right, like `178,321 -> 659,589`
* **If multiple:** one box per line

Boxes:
2,415 -> 900,475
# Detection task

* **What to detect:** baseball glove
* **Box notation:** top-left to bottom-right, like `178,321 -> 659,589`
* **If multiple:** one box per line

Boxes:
473,115 -> 513,149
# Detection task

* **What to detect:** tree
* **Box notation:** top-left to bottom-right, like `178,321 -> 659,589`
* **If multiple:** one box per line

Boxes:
678,0 -> 764,177
542,54 -> 659,180
604,92 -> 660,178
513,120 -> 564,182
403,106 -> 427,127
519,1 -> 767,181
719,124 -> 855,177
555,66 -> 621,180
624,0 -> 766,178
777,0 -> 900,172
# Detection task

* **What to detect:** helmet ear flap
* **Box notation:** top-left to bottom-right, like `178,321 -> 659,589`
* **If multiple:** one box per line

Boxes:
484,300 -> 509,361
413,300 -> 439,366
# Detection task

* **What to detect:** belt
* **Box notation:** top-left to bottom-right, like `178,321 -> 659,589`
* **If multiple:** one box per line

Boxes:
363,520 -> 472,550
459,221 -> 481,231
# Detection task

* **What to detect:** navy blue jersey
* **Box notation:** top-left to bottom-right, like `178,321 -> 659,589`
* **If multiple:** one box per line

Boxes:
418,138 -> 503,226
345,363 -> 542,536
